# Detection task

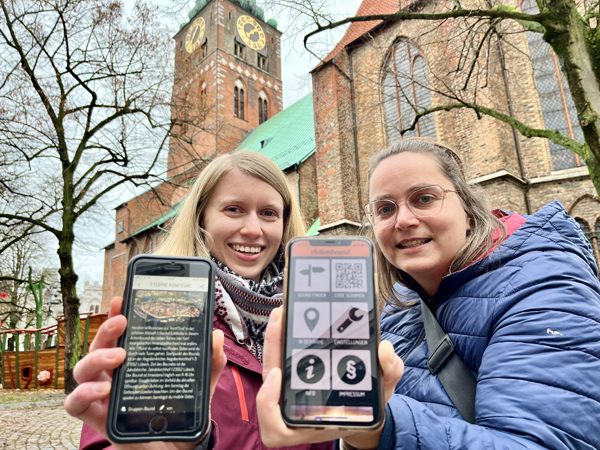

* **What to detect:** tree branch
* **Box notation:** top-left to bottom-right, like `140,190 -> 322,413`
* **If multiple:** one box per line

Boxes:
0,212 -> 60,237
304,7 -> 546,48
404,102 -> 585,156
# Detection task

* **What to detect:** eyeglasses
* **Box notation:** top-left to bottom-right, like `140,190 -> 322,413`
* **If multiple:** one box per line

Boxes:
363,185 -> 456,228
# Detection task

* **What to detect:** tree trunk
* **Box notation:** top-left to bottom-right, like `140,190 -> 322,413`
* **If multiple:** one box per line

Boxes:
582,150 -> 600,196
58,222 -> 81,394
542,1 -> 600,175
7,315 -> 18,351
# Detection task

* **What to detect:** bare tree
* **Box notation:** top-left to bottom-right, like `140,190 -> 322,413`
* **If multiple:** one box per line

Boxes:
264,0 -> 600,194
0,0 -> 208,392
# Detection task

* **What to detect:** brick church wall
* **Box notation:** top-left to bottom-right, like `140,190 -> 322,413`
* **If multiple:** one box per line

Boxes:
298,154 -> 320,227
311,0 -> 600,243
312,51 -> 361,231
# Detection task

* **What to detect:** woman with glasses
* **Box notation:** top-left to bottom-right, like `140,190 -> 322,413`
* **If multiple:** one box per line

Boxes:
256,139 -> 600,450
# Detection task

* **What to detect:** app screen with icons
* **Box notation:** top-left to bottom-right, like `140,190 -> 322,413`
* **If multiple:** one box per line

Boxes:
283,239 -> 381,426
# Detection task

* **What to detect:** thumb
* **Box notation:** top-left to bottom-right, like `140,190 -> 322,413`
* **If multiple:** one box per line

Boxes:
257,366 -> 282,414
256,367 -> 291,448
378,340 -> 404,403
210,329 -> 227,400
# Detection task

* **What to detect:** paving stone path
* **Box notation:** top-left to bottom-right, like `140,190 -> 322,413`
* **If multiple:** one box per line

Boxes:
0,399 -> 82,450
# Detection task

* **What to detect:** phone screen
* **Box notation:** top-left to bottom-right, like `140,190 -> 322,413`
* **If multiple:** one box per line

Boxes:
109,257 -> 214,440
282,238 -> 382,427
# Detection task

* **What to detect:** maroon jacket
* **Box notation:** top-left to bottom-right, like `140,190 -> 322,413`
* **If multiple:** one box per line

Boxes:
79,316 -> 333,450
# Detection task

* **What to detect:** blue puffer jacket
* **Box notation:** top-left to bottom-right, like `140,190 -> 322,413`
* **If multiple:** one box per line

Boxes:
378,202 -> 600,450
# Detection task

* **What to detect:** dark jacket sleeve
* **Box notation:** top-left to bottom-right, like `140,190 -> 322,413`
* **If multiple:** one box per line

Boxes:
380,251 -> 600,449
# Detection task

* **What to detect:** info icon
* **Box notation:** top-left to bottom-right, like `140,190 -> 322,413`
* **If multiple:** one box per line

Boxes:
293,302 -> 330,338
331,350 -> 371,391
291,349 -> 330,390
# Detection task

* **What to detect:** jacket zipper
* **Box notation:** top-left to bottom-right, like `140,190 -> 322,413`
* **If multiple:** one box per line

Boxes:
231,365 -> 250,422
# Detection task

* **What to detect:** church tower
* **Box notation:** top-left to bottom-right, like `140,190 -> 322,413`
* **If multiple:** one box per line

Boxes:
101,1 -> 284,306
169,0 -> 283,177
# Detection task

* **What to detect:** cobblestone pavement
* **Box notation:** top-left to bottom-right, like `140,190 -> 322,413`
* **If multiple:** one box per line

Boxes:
0,402 -> 82,449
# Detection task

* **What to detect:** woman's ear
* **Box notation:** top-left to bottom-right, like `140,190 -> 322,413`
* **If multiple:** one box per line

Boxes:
466,215 -> 472,233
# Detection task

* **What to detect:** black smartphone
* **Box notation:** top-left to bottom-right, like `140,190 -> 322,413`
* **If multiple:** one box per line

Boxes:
281,237 -> 383,429
107,255 -> 215,443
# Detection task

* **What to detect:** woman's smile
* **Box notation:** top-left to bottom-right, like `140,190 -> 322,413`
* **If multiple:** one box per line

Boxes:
230,244 -> 264,254
397,237 -> 432,249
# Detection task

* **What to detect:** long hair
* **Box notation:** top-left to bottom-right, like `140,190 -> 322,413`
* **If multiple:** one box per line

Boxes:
364,138 -> 506,307
156,151 -> 305,267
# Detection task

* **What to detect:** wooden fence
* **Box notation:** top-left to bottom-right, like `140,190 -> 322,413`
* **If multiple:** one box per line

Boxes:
0,313 -> 108,389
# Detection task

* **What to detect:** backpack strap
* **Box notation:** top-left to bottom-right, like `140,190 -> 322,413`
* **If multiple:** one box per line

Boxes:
420,299 -> 477,424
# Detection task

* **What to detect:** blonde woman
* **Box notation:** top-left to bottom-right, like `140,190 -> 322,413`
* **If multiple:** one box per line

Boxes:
66,151 -> 332,450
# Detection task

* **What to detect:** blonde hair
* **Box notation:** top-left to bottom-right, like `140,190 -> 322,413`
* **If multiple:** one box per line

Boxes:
364,138 -> 506,307
156,151 -> 305,267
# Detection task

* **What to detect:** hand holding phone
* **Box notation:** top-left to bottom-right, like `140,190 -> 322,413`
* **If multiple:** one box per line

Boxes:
256,306 -> 404,449
106,256 -> 216,443
64,296 -> 227,448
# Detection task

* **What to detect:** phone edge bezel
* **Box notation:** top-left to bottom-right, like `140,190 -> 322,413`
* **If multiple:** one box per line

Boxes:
106,254 -> 215,443
279,236 -> 386,431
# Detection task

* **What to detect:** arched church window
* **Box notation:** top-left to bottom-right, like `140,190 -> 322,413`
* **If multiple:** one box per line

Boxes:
234,87 -> 238,117
576,217 -> 593,243
259,97 -> 268,124
240,88 -> 245,119
382,39 -> 436,143
234,85 -> 245,120
520,0 -> 585,171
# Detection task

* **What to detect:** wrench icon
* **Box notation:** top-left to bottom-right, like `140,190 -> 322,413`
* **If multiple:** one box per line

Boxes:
336,307 -> 364,333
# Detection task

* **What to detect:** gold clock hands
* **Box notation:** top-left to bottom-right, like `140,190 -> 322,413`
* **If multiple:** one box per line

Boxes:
190,27 -> 199,43
245,24 -> 261,40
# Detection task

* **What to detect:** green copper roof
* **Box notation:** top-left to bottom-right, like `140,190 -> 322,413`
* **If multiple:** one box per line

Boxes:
124,201 -> 184,242
234,94 -> 315,171
306,217 -> 320,236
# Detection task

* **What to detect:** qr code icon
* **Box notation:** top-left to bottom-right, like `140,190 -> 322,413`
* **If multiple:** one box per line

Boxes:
332,260 -> 367,293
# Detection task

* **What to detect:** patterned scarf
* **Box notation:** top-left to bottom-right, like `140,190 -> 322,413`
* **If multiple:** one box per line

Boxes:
212,257 -> 283,362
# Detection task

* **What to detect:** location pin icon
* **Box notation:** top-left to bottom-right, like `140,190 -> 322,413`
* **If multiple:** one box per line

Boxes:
304,307 -> 319,331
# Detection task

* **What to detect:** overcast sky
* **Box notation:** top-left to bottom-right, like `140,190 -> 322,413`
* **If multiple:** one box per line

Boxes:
72,0 -> 364,287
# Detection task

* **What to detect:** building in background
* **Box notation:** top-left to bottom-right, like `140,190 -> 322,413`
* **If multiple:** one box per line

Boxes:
310,0 -> 598,252
102,0 -> 599,308
79,281 -> 102,315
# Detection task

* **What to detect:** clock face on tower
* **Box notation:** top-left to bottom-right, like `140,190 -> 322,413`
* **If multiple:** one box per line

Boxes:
185,17 -> 206,53
237,15 -> 266,51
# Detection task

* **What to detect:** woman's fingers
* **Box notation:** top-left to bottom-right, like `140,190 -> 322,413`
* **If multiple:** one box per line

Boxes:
89,314 -> 127,353
88,296 -> 125,354
257,368 -> 354,447
378,340 -> 404,403
73,347 -> 127,384
209,329 -> 227,400
64,380 -> 111,436
256,367 -> 293,447
107,296 -> 123,318
262,306 -> 283,382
